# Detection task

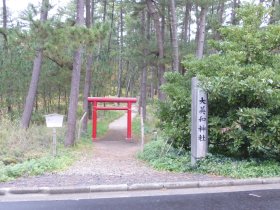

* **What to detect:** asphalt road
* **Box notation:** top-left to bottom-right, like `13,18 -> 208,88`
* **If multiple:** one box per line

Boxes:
1,189 -> 280,210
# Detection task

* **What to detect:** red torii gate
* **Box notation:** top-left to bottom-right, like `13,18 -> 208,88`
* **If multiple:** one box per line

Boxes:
87,97 -> 137,141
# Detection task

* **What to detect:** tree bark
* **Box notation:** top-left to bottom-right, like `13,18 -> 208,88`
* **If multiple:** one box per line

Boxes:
183,1 -> 192,43
85,0 -> 91,28
213,1 -> 224,41
2,0 -> 12,115
146,0 -> 165,100
65,0 -> 85,146
2,0 -> 7,30
232,0 -> 240,25
102,0 -> 107,22
196,6 -> 207,59
195,4 -> 200,44
150,67 -> 155,99
108,1 -> 115,53
21,0 -> 49,129
117,0 -> 123,97
82,0 -> 94,134
91,0 -> 95,23
1,0 -> 7,47
218,1 -> 224,25
169,0 -> 179,72
269,0 -> 276,24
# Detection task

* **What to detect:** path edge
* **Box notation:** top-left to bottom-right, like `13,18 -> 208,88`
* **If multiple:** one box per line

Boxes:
1,177 -> 280,196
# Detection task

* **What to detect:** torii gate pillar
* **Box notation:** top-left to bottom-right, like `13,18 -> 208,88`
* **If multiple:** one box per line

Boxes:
88,97 -> 137,141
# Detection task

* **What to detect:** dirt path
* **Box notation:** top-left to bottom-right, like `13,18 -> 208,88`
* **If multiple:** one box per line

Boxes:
0,112 -> 230,187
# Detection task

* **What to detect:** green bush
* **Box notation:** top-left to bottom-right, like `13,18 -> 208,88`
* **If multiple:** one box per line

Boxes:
138,138 -> 189,172
158,4 -> 280,159
139,139 -> 280,178
0,154 -> 74,182
158,73 -> 192,150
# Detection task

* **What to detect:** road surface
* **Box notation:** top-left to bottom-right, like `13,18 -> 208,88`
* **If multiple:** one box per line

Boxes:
1,184 -> 280,210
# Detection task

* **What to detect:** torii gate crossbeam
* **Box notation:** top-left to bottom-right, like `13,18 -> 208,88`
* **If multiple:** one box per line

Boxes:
87,97 -> 137,141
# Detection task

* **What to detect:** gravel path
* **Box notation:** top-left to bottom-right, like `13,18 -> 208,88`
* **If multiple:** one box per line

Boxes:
0,111 -> 231,188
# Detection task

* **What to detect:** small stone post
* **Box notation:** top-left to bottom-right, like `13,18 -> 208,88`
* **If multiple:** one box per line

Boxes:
191,77 -> 208,165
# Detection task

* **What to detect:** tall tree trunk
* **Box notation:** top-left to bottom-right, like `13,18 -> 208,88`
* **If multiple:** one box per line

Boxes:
218,1 -> 224,24
21,0 -> 49,128
126,64 -> 132,97
195,5 -> 200,44
102,0 -> 107,22
141,64 -> 147,120
91,0 -> 95,23
146,0 -> 165,100
169,0 -> 179,72
65,0 -> 85,146
58,85 -> 61,112
108,1 -> 115,53
117,0 -> 123,97
150,67 -> 155,99
269,0 -> 276,24
213,1 -> 224,41
183,1 -> 192,42
196,6 -> 207,59
2,0 -> 7,33
231,0 -> 240,25
2,0 -> 12,115
2,0 -> 7,47
82,0 -> 94,134
141,11 -> 148,120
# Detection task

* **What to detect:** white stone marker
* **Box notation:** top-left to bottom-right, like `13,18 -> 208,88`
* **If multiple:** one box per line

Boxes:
191,77 -> 208,165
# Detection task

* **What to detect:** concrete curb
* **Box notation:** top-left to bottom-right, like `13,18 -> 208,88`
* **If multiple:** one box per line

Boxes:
90,184 -> 128,192
48,186 -> 90,194
128,183 -> 164,191
9,187 -> 48,194
1,177 -> 280,196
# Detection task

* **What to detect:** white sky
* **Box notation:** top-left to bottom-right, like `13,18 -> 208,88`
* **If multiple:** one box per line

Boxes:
3,0 -> 70,17
4,0 -> 255,14
6,0 -> 42,13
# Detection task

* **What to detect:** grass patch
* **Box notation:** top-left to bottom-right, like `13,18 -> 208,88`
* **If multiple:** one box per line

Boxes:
0,153 -> 74,182
86,110 -> 124,138
132,104 -> 158,140
0,110 -> 124,182
138,138 -> 280,178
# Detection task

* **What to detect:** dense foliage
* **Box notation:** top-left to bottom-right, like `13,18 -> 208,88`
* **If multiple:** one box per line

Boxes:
158,4 -> 280,159
139,139 -> 280,178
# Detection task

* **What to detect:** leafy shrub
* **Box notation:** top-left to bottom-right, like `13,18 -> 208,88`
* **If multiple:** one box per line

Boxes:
158,73 -> 192,150
158,4 -> 280,159
138,138 -> 190,172
0,154 -> 74,182
139,139 -> 280,178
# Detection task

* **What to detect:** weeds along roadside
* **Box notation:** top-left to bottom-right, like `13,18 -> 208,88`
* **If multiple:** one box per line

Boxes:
137,103 -> 280,179
0,110 -> 123,182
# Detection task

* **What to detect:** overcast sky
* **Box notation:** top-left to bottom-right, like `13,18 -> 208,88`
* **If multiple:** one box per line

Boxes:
4,0 -> 256,14
3,0 -> 70,17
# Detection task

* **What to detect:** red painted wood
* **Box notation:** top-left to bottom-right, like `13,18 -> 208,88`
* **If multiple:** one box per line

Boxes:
88,97 -> 137,103
96,107 -> 128,111
92,101 -> 97,140
88,97 -> 137,140
127,102 -> 132,140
